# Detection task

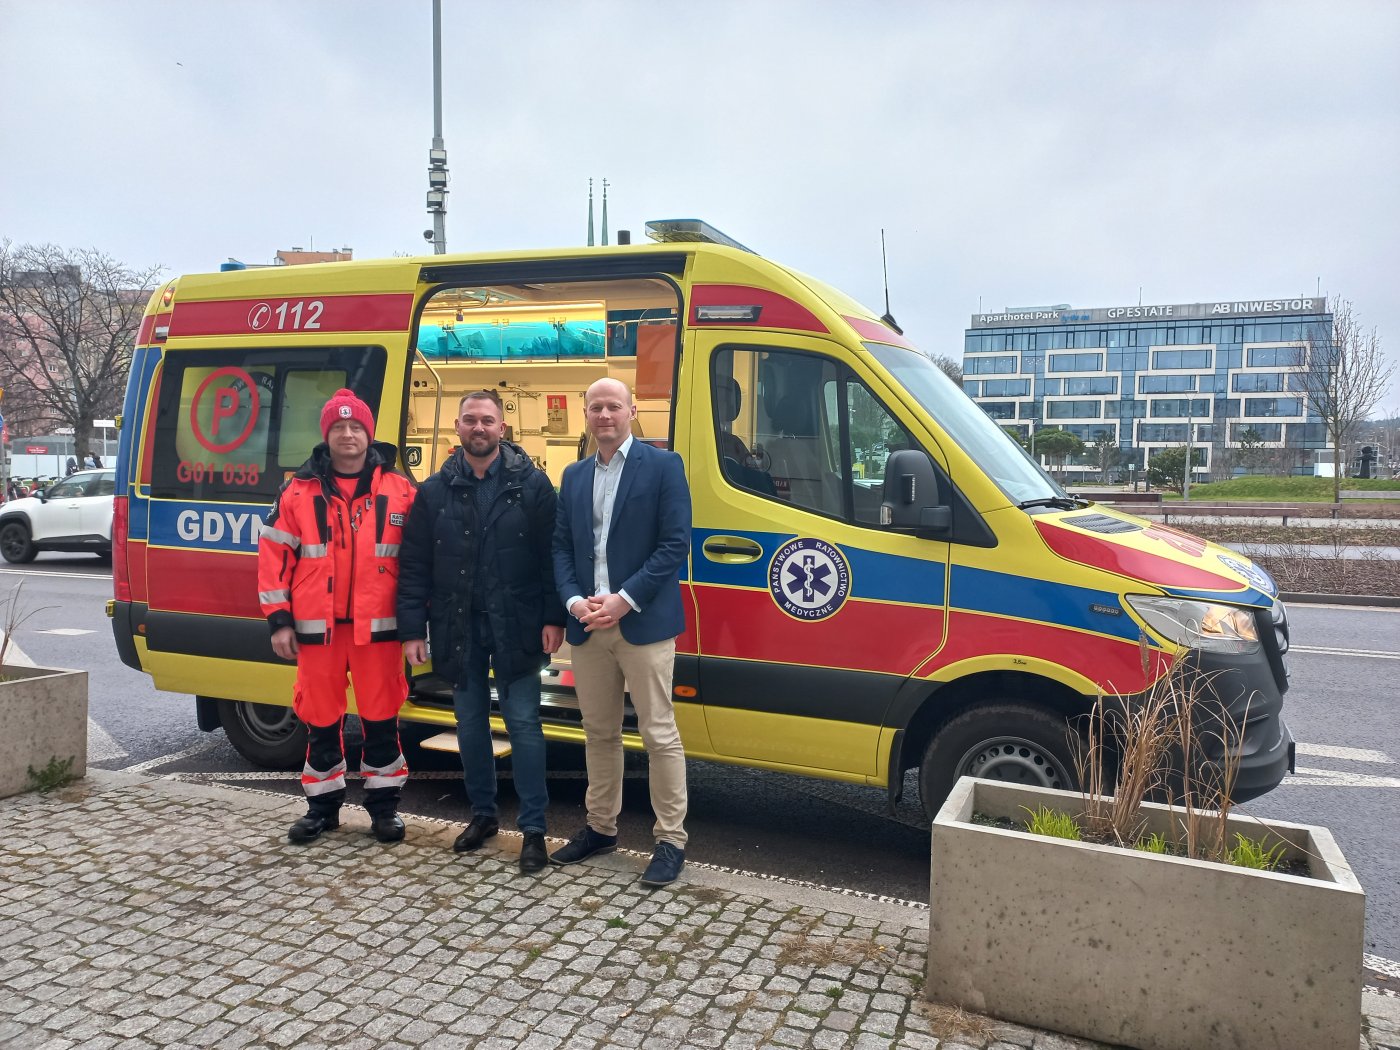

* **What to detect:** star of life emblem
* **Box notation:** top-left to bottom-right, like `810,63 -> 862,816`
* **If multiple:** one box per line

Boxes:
1217,554 -> 1278,596
768,538 -> 851,621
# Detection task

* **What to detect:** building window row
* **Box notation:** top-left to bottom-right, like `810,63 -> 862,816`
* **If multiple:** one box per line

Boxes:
1002,395 -> 1308,424
966,318 -> 1325,355
968,347 -> 1313,380
1047,352 -> 1104,373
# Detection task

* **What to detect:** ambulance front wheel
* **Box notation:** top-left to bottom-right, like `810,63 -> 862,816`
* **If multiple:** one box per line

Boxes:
918,702 -> 1080,819
216,698 -> 307,770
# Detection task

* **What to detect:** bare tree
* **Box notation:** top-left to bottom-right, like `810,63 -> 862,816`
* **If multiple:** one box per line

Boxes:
931,353 -> 963,386
0,241 -> 159,463
1088,429 -> 1121,483
1294,298 -> 1394,502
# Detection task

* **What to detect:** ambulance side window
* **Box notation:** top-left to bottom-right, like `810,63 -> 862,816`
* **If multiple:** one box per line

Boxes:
149,346 -> 386,503
713,347 -> 916,527
841,379 -> 916,524
713,347 -> 844,518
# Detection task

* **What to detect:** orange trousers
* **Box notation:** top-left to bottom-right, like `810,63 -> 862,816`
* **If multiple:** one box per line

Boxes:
292,634 -> 406,727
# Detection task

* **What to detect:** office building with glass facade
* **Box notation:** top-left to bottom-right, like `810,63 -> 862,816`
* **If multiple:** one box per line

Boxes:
962,297 -> 1332,482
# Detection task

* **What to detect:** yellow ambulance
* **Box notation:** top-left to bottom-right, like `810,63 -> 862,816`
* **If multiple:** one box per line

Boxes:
109,220 -> 1294,816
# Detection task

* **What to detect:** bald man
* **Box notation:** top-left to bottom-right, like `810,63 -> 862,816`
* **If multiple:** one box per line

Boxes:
549,378 -> 692,887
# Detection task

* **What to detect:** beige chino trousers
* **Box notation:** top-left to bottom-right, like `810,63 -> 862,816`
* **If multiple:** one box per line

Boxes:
569,626 -> 688,849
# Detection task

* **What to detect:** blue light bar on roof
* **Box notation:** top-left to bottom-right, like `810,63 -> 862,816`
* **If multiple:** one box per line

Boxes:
644,219 -> 754,254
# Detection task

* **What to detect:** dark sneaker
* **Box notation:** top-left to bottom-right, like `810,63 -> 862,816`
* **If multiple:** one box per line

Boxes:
288,812 -> 339,844
519,832 -> 548,873
453,816 -> 500,853
639,842 -> 685,887
370,814 -> 405,843
549,826 -> 618,866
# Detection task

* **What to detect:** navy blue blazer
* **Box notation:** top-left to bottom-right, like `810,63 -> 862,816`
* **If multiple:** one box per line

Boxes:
552,439 -> 691,647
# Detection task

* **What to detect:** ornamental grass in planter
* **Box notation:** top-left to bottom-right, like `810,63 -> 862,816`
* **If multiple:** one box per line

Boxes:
927,637 -> 1365,1050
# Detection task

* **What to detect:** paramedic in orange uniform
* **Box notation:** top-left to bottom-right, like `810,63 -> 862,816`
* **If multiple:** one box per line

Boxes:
258,389 -> 417,844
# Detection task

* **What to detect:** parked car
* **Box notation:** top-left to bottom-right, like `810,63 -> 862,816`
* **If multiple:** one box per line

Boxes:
0,469 -> 115,563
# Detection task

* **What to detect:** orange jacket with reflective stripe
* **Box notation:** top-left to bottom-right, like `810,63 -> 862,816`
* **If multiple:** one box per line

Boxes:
258,444 -> 416,646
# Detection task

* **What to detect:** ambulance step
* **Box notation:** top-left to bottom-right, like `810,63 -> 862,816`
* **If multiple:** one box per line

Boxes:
418,732 -> 512,758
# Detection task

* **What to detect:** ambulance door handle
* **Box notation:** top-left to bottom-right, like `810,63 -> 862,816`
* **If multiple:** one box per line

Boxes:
702,536 -> 763,563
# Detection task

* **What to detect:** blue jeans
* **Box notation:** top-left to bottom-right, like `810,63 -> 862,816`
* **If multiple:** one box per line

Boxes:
453,641 -> 548,835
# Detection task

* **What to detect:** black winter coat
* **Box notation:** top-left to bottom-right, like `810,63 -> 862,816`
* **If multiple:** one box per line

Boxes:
396,441 -> 565,684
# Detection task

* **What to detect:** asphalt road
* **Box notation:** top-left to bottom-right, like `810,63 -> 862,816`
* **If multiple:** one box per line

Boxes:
5,554 -> 1398,989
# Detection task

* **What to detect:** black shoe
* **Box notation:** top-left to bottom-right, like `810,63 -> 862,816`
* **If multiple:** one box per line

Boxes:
519,832 -> 548,873
453,816 -> 499,853
549,826 -> 618,866
639,842 -> 685,887
370,814 -> 405,843
288,812 -> 339,844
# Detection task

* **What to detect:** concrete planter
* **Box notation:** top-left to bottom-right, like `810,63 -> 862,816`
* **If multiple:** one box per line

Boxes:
928,777 -> 1364,1050
0,664 -> 88,799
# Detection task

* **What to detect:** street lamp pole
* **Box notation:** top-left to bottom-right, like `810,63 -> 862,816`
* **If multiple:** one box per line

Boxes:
425,0 -> 449,254
1183,397 -> 1193,501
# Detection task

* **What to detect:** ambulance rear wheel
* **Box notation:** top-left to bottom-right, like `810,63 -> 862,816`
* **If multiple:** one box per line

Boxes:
217,698 -> 307,770
918,702 -> 1079,819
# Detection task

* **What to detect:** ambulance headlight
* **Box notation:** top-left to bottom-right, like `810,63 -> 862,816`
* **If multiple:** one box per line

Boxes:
1125,596 -> 1260,655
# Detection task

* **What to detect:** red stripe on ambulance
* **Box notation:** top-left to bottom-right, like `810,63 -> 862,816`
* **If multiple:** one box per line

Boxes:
843,315 -> 918,350
935,609 -> 1173,695
1035,520 -> 1241,592
147,547 -> 260,619
690,586 -> 941,675
689,284 -> 829,334
168,293 -> 414,337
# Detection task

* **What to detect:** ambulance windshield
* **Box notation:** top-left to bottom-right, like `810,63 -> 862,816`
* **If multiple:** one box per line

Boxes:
864,342 -> 1064,506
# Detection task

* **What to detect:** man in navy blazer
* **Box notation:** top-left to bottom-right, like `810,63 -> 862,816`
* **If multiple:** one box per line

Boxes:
550,377 -> 692,887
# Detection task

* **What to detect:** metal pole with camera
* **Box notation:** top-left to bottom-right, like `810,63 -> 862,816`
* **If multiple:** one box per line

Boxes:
425,0 -> 449,254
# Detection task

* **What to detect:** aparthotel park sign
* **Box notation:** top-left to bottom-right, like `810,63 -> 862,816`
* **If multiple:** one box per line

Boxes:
971,297 -> 1328,328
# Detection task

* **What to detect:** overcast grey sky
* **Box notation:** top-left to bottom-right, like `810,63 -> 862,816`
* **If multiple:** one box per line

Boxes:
2,1 -> 1397,402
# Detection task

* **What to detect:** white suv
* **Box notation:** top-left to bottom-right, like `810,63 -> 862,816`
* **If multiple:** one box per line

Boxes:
0,469 -> 115,563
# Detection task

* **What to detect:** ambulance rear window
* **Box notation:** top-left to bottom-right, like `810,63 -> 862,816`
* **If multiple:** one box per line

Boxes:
149,346 -> 387,503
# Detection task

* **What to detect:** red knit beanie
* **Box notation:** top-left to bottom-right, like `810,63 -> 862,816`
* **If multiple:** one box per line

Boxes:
320,389 -> 375,441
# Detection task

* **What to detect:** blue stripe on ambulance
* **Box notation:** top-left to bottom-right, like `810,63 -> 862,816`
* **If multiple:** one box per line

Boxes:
691,527 -> 1139,644
117,345 -> 162,543
948,564 -> 1149,645
690,527 -> 944,604
149,500 -> 269,552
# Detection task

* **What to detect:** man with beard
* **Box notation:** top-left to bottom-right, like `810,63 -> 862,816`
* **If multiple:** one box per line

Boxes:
397,390 -> 565,873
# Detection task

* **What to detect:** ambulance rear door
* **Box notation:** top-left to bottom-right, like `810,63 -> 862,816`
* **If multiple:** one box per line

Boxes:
138,267 -> 419,698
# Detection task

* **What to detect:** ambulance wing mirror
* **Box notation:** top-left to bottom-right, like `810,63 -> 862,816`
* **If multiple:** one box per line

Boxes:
880,449 -> 951,537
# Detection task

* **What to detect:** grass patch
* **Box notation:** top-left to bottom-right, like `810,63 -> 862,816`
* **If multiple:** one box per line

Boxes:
25,756 -> 77,793
1166,475 -> 1400,502
915,1001 -> 998,1042
605,917 -> 628,929
1135,832 -> 1172,854
1225,833 -> 1287,871
1022,804 -> 1082,840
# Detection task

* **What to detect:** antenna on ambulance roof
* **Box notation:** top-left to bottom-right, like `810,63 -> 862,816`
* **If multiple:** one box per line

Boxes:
880,229 -> 903,335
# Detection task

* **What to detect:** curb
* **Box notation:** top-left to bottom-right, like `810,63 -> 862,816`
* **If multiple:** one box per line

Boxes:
1280,592 -> 1400,608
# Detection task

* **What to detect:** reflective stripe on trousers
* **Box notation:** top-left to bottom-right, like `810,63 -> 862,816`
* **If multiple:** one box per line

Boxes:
302,759 -> 347,796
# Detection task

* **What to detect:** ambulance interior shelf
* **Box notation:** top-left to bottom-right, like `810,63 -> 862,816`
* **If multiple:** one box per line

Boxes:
407,277 -> 680,486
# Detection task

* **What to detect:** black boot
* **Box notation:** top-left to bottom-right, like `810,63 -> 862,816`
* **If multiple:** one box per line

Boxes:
362,718 -> 407,844
288,789 -> 344,844
363,786 -> 404,844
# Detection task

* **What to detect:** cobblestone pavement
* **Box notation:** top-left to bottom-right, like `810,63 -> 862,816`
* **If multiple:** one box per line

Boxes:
2,770 -> 1396,1050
